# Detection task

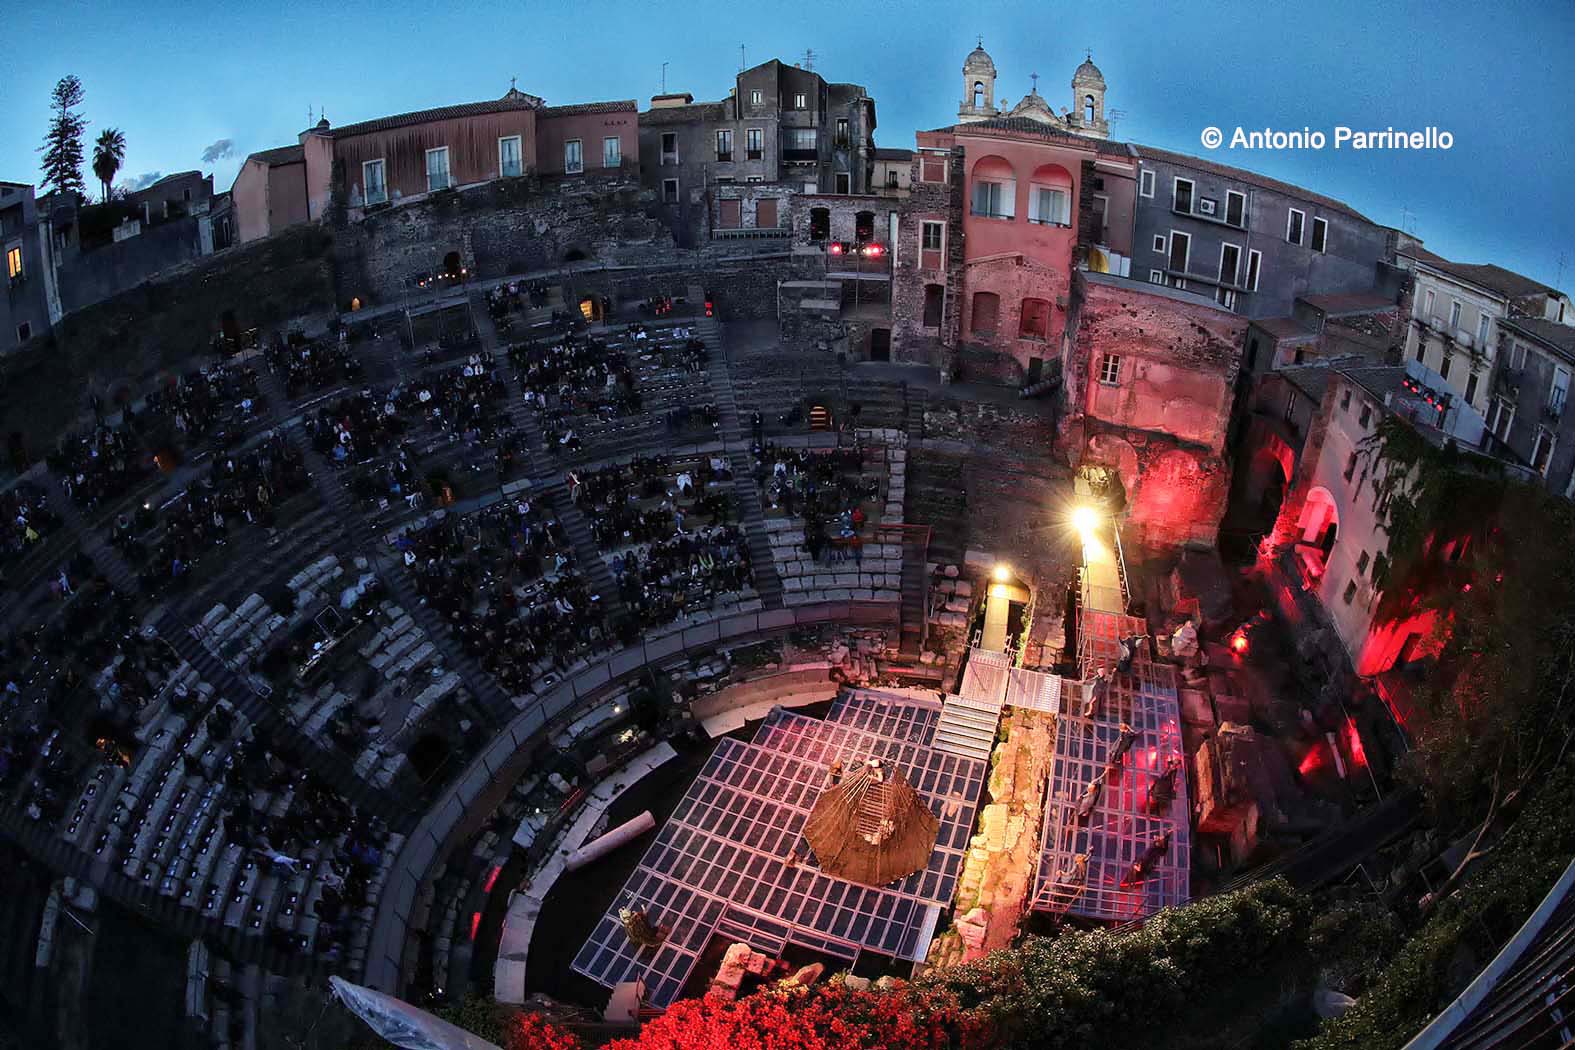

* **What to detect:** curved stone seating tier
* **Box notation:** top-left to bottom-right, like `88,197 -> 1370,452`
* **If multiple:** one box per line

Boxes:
363,598 -> 898,993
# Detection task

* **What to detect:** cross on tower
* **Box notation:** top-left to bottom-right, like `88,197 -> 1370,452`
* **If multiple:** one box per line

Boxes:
1030,72 -> 1040,94
977,35 -> 984,48
510,76 -> 517,91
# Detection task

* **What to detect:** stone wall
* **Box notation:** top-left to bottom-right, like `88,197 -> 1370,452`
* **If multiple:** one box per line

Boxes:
334,173 -> 673,307
1070,271 -> 1249,553
56,215 -> 209,315
3,226 -> 338,456
891,147 -> 965,369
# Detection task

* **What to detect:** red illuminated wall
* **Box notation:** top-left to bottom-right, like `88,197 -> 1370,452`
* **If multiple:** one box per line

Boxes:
1073,273 -> 1248,551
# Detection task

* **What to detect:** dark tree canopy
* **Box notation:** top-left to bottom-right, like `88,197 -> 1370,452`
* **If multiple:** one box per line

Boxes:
40,74 -> 89,198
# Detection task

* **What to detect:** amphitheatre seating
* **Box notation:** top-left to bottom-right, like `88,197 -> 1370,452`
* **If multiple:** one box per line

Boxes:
513,321 -> 718,464
758,435 -> 907,607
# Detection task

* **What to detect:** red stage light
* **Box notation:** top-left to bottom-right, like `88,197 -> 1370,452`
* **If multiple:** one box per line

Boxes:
470,912 -> 481,941
483,864 -> 501,894
1344,717 -> 1368,769
828,242 -> 845,256
1229,630 -> 1249,654
862,243 -> 884,257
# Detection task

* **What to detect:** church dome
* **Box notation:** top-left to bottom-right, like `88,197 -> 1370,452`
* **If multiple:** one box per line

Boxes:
1073,56 -> 1106,86
964,43 -> 997,75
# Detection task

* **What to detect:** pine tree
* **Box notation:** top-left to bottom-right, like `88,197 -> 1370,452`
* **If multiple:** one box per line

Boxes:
39,75 -> 88,199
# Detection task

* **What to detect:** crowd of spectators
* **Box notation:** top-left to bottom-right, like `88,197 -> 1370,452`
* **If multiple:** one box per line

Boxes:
125,432 -> 309,593
266,332 -> 364,399
51,420 -> 150,510
1,483 -> 61,590
393,498 -> 604,693
143,361 -> 267,448
613,526 -> 753,629
756,445 -> 878,563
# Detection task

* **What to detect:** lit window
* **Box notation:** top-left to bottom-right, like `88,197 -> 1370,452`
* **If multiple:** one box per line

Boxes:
1532,427 -> 1556,475
564,139 -> 583,174
836,118 -> 849,144
750,89 -> 762,106
1310,216 -> 1327,252
794,93 -> 806,109
1099,353 -> 1122,385
603,136 -> 621,168
362,159 -> 387,204
5,244 -> 21,280
425,147 -> 450,192
498,136 -> 522,178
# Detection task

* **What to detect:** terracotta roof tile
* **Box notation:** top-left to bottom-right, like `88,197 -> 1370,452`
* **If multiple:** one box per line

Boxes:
1503,316 -> 1575,358
929,120 -> 1134,156
1404,245 -> 1559,300
248,144 -> 304,166
327,94 -> 546,138
540,100 -> 638,117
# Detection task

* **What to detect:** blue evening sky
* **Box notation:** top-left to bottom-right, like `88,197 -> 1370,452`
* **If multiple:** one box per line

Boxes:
5,0 -> 1572,288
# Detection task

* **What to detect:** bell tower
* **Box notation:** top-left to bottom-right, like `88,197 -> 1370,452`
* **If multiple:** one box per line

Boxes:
959,40 -> 999,123
1071,54 -> 1109,139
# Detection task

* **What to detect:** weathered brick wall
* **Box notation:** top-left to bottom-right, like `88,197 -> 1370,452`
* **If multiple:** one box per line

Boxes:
1070,272 -> 1249,553
892,147 -> 964,369
953,253 -> 1069,385
334,173 -> 673,307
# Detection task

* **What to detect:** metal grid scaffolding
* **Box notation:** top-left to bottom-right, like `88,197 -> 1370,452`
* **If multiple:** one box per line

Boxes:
571,692 -> 987,1006
1033,612 -> 1191,922
958,647 -> 1012,707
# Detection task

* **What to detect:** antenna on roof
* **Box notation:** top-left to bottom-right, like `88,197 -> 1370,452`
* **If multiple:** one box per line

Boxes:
1107,108 -> 1127,125
803,48 -> 816,72
740,44 -> 747,72
308,105 -> 313,126
661,62 -> 668,93
1558,251 -> 1568,291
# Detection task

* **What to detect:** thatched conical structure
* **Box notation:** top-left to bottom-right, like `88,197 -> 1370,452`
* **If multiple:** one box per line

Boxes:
803,758 -> 940,886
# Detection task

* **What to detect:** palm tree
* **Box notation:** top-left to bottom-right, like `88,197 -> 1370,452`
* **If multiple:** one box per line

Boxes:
92,127 -> 126,203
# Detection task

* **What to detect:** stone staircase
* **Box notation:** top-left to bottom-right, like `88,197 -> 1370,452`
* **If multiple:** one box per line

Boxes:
41,472 -> 140,596
698,316 -> 786,611
929,693 -> 1003,761
903,450 -> 969,569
